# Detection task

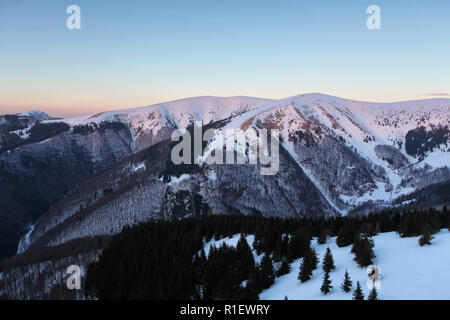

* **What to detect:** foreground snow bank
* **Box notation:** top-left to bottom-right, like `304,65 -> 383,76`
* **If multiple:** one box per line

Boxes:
261,230 -> 450,300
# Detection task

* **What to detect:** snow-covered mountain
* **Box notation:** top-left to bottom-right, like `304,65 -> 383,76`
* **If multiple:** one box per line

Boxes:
0,96 -> 272,259
225,93 -> 450,213
58,96 -> 273,152
0,93 -> 449,300
1,93 -> 449,256
20,110 -> 52,121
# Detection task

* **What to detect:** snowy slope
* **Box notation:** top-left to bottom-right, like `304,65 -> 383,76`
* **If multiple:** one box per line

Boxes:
222,93 -> 450,211
53,96 -> 273,152
58,96 -> 273,129
260,230 -> 450,300
204,230 -> 450,300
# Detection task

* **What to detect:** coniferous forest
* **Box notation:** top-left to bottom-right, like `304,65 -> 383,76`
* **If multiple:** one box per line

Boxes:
85,207 -> 449,300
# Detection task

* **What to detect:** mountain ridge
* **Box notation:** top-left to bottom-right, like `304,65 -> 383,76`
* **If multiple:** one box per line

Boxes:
0,93 -> 449,260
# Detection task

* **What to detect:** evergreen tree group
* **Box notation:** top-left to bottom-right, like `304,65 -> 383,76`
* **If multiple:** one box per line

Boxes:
83,206 -> 449,299
298,247 -> 318,283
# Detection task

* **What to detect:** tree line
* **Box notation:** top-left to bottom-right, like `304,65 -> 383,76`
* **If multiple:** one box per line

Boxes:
85,206 -> 449,299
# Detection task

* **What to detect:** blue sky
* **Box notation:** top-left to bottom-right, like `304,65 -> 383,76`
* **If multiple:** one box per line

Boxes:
1,0 -> 449,117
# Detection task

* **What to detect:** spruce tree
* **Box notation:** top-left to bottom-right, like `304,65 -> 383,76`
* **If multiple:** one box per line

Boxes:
236,233 -> 256,276
354,236 -> 375,268
259,254 -> 275,289
298,255 -> 312,283
351,233 -> 361,254
277,259 -> 291,277
320,271 -> 333,295
298,247 -> 318,282
247,267 -> 261,293
352,281 -> 364,300
309,247 -> 319,271
322,247 -> 335,273
368,287 -> 378,300
341,270 -> 352,293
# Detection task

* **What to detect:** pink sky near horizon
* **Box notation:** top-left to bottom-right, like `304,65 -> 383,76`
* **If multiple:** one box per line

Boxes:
1,91 -> 449,119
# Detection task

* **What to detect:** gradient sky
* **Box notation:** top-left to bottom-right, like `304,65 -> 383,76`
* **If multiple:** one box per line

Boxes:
1,0 -> 449,117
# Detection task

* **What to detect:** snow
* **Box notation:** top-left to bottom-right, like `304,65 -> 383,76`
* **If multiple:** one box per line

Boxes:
168,174 -> 190,185
52,96 -> 272,153
207,170 -> 217,181
17,224 -> 35,254
59,96 -> 271,128
417,152 -> 450,170
400,199 -> 417,206
131,162 -> 146,173
260,229 -> 450,300
11,124 -> 33,139
21,110 -> 52,120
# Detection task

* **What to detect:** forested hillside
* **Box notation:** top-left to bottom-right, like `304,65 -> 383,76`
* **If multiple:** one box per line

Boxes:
83,207 -> 449,300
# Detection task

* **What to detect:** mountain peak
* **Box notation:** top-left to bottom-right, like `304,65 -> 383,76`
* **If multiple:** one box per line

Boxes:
21,110 -> 52,121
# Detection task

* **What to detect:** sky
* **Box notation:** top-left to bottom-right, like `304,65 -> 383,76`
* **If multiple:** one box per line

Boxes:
1,0 -> 449,118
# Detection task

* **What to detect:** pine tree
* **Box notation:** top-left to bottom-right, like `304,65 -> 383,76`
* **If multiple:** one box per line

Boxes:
351,233 -> 361,254
309,247 -> 319,271
277,259 -> 291,277
298,247 -> 318,282
354,236 -> 376,268
236,233 -> 256,276
259,254 -> 275,289
298,255 -> 312,283
368,287 -> 378,300
341,270 -> 352,293
322,247 -> 335,273
352,281 -> 364,300
247,267 -> 261,293
320,271 -> 333,295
